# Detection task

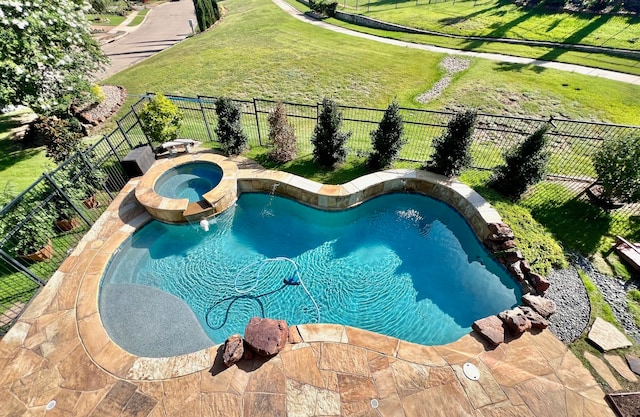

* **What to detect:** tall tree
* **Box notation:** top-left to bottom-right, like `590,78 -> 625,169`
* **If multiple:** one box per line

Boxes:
0,0 -> 108,115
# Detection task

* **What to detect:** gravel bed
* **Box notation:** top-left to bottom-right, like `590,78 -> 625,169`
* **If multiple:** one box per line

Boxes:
545,267 -> 591,344
417,56 -> 470,104
574,255 -> 640,344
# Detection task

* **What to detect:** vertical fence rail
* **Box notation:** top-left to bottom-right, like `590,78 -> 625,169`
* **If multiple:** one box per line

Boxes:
1,93 -> 640,336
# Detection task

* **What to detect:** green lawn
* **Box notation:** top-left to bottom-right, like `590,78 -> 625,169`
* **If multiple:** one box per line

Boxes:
0,110 -> 52,200
342,0 -> 640,51
106,0 -> 640,125
87,14 -> 128,26
286,0 -> 640,76
127,9 -> 150,26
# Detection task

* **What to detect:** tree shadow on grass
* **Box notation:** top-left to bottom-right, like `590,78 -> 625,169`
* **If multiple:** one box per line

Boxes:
0,112 -> 43,174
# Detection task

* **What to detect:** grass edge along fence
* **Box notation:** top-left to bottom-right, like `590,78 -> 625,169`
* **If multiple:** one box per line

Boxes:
1,94 -> 639,336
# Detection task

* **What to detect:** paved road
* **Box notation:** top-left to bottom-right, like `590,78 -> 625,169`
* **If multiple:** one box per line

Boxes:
273,0 -> 640,86
97,1 -> 196,79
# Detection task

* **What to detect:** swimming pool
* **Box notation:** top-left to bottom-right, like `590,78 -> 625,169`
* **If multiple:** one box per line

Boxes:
101,192 -> 520,354
154,161 -> 223,202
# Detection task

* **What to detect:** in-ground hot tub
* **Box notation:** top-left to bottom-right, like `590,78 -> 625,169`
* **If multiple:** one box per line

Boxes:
155,161 -> 223,202
134,153 -> 238,223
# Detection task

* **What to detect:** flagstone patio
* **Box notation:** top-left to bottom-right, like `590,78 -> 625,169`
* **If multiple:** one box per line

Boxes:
0,157 -> 616,417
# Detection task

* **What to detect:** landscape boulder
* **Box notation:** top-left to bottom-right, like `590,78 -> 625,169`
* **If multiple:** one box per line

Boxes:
244,317 -> 289,356
472,316 -> 505,347
520,306 -> 549,329
223,334 -> 244,367
522,294 -> 557,318
498,307 -> 531,335
527,272 -> 550,294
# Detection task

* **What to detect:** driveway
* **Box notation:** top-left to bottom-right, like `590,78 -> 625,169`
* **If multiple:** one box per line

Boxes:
97,1 -> 196,79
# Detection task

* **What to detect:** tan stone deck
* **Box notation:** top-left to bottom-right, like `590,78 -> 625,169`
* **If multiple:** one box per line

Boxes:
0,156 -> 615,417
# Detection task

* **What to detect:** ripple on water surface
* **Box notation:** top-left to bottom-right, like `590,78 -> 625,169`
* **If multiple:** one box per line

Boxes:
102,193 -> 520,346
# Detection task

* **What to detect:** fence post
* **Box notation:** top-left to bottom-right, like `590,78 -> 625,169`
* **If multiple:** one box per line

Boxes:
253,98 -> 263,146
130,106 -> 153,147
116,119 -> 134,149
104,135 -> 123,163
0,248 -> 47,287
43,172 -> 93,228
197,96 -> 214,143
80,152 -> 114,200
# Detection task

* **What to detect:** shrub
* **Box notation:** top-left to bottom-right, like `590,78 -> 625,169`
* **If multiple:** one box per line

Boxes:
91,85 -> 106,104
27,116 -> 84,163
429,109 -> 477,177
138,94 -> 183,144
368,100 -> 405,169
0,189 -> 56,256
593,133 -> 640,204
311,98 -> 351,167
268,101 -> 298,163
309,0 -> 338,17
214,97 -> 248,156
489,125 -> 551,200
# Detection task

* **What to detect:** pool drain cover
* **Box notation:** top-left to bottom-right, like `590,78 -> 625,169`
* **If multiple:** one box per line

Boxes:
371,398 -> 379,409
463,362 -> 480,381
46,400 -> 56,410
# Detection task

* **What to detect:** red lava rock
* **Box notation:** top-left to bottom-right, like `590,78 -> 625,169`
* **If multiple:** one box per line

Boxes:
520,306 -> 549,329
500,240 -> 517,250
488,223 -> 515,241
522,294 -> 557,318
498,307 -> 532,335
244,317 -> 289,356
527,272 -> 550,294
223,334 -> 244,367
507,261 -> 526,282
472,316 -> 506,347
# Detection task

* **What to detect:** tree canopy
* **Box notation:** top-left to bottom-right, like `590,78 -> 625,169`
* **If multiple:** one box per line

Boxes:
0,0 -> 108,114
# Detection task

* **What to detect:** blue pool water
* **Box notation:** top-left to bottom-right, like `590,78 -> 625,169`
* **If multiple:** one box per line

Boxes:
154,162 -> 222,202
101,193 -> 520,346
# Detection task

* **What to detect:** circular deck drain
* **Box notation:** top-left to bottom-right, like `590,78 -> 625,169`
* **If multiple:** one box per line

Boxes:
463,362 -> 480,381
371,398 -> 379,409
46,400 -> 56,410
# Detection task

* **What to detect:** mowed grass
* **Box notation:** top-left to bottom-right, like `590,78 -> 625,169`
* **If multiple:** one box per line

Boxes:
343,0 -> 640,51
127,8 -> 150,26
106,0 -> 640,125
0,110 -> 52,199
286,0 -> 640,76
87,14 -> 128,26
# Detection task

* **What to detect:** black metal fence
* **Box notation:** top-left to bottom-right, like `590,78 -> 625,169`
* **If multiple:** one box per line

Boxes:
1,94 -> 639,336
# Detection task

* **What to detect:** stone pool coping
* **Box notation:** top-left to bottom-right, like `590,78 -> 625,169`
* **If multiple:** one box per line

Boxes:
0,153 -> 615,416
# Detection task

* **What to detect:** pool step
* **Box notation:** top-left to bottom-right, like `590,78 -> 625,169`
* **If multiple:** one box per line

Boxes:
184,200 -> 215,222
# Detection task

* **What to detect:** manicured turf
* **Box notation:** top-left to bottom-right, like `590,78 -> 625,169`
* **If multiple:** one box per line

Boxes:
106,0 -> 640,125
286,0 -> 640,76
0,110 -> 52,200
87,14 -> 128,26
127,9 -> 150,26
342,0 -> 640,51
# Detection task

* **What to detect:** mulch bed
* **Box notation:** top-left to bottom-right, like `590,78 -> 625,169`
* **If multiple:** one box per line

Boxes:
72,85 -> 127,130
606,392 -> 640,417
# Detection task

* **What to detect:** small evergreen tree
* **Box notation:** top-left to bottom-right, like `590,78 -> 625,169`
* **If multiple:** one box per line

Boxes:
215,97 -> 248,156
311,98 -> 351,167
593,133 -> 640,204
192,0 -> 220,32
368,100 -> 405,169
268,101 -> 298,163
489,125 -> 551,200
139,94 -> 183,143
429,109 -> 477,177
